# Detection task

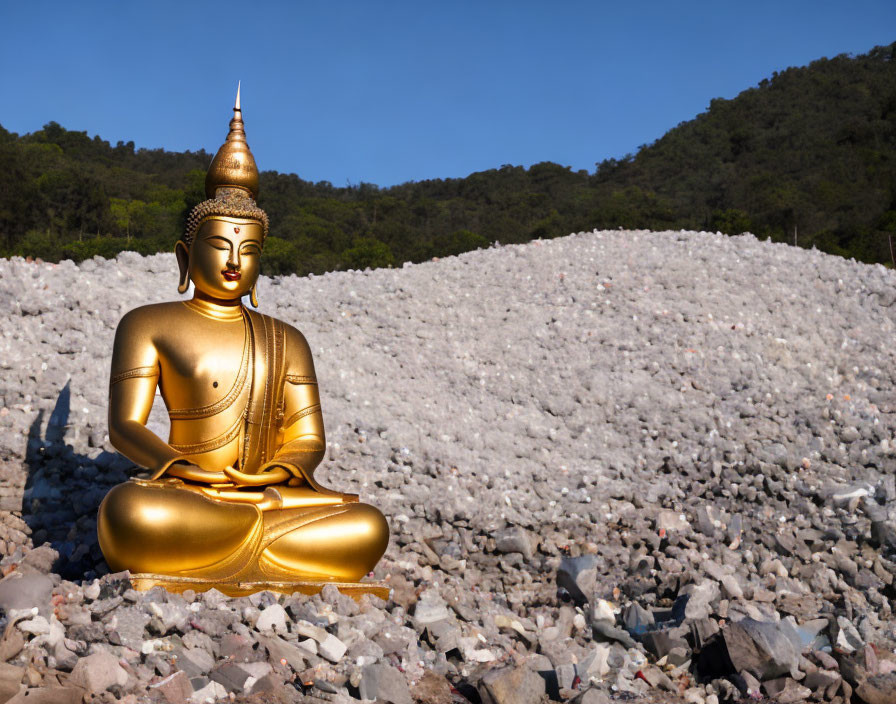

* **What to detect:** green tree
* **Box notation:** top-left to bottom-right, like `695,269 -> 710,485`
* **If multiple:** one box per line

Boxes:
261,236 -> 299,276
710,209 -> 752,235
432,229 -> 489,257
340,238 -> 394,270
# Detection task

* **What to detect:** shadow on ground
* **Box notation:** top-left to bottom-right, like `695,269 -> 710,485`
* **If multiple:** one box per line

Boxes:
22,382 -> 133,581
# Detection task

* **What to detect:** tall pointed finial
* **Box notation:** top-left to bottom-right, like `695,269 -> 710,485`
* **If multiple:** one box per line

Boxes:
205,84 -> 259,199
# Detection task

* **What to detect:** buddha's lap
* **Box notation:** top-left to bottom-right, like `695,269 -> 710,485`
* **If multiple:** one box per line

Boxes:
97,480 -> 387,575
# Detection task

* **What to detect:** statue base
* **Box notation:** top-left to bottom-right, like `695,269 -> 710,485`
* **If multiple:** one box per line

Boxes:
129,573 -> 390,601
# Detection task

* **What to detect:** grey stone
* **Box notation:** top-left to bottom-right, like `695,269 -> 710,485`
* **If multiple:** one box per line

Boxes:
642,629 -> 688,659
0,572 -> 53,616
723,618 -> 801,681
20,545 -> 58,573
656,509 -> 691,534
763,677 -> 811,702
740,670 -> 762,697
804,669 -> 840,690
557,555 -> 598,604
68,650 -> 128,693
318,633 -> 347,662
360,664 -> 412,704
359,663 -> 381,701
147,670 -> 193,704
189,680 -> 227,703
0,663 -> 23,702
147,601 -> 189,635
410,671 -> 454,704
572,689 -> 612,704
413,592 -> 451,627
690,618 -> 720,650
108,605 -> 149,650
0,629 -> 24,662
720,574 -> 743,600
576,644 -> 611,680
832,616 -> 864,653
621,602 -> 653,636
556,662 -> 576,689
250,673 -> 286,694
424,619 -> 461,653
209,662 -> 251,693
591,619 -> 636,649
313,678 -> 339,694
792,618 -> 829,652
240,662 -> 272,680
479,665 -> 546,704
5,687 -> 83,704
173,647 -> 215,678
320,584 -> 360,616
255,603 -> 288,634
257,634 -> 312,671
694,505 -> 717,537
16,616 -> 49,636
218,633 -> 253,661
857,673 -> 896,704
683,580 -> 720,620
667,646 -> 691,666
812,650 -> 839,670
637,665 -> 675,691
495,526 -> 533,559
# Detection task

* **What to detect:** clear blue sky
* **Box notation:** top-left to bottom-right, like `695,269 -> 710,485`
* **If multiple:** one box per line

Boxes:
1,1 -> 893,187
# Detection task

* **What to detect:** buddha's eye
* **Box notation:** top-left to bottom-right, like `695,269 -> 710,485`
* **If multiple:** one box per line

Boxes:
241,244 -> 261,255
204,236 -> 231,251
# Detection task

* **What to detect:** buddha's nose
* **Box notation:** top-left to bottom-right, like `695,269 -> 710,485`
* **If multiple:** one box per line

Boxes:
227,249 -> 240,270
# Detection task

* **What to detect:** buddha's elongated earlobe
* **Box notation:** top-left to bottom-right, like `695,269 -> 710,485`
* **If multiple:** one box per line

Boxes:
250,284 -> 259,308
175,241 -> 190,294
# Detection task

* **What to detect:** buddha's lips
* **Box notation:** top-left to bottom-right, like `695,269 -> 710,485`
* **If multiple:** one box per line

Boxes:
222,270 -> 241,281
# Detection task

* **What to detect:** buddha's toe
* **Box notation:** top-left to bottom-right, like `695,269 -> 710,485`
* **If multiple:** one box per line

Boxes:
262,503 -> 389,581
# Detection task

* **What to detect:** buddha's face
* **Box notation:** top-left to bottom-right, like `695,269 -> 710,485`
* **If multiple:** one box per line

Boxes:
186,218 -> 263,300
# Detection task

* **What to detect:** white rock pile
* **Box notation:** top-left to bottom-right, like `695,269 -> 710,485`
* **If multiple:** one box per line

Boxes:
0,229 -> 894,703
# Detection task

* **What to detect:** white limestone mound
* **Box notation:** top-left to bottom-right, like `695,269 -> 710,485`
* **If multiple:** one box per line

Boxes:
1,228 -> 895,702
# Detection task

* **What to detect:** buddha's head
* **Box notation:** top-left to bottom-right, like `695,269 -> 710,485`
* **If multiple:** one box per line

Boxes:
176,85 -> 269,305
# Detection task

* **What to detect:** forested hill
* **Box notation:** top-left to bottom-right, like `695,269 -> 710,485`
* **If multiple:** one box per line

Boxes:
1,42 -> 895,273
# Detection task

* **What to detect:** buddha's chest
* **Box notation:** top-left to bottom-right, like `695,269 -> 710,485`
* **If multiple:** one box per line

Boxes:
156,319 -> 249,409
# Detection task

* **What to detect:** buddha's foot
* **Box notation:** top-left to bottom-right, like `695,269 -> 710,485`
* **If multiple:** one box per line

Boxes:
98,479 -> 389,588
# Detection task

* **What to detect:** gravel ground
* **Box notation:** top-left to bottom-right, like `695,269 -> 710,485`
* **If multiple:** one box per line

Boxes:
0,228 -> 895,703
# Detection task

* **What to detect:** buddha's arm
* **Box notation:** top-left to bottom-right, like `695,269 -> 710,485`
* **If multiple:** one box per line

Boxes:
272,375 -> 326,474
108,310 -> 182,474
267,325 -> 326,478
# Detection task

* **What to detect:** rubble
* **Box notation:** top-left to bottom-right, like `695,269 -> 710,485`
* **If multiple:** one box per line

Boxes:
1,229 -> 896,702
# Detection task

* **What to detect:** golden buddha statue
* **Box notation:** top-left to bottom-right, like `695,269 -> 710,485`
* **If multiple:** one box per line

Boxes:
97,88 -> 389,596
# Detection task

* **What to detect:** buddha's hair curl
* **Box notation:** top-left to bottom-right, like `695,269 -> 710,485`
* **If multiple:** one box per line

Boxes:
182,189 -> 269,247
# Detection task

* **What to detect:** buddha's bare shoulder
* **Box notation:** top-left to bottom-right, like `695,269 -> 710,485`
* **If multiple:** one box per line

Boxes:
251,311 -> 311,350
273,317 -> 317,374
111,302 -> 191,368
115,302 -> 192,335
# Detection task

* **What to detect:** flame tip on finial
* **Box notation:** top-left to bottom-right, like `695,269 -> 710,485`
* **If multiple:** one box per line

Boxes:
235,81 -> 241,111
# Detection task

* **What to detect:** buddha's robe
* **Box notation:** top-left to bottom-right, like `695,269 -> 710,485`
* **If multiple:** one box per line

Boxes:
98,306 -> 388,583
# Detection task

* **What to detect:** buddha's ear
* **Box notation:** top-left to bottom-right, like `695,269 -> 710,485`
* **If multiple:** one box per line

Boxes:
175,241 -> 190,294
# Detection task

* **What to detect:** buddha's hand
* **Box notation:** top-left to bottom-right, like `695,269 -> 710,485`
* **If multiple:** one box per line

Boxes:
167,461 -> 229,484
222,465 -> 292,487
